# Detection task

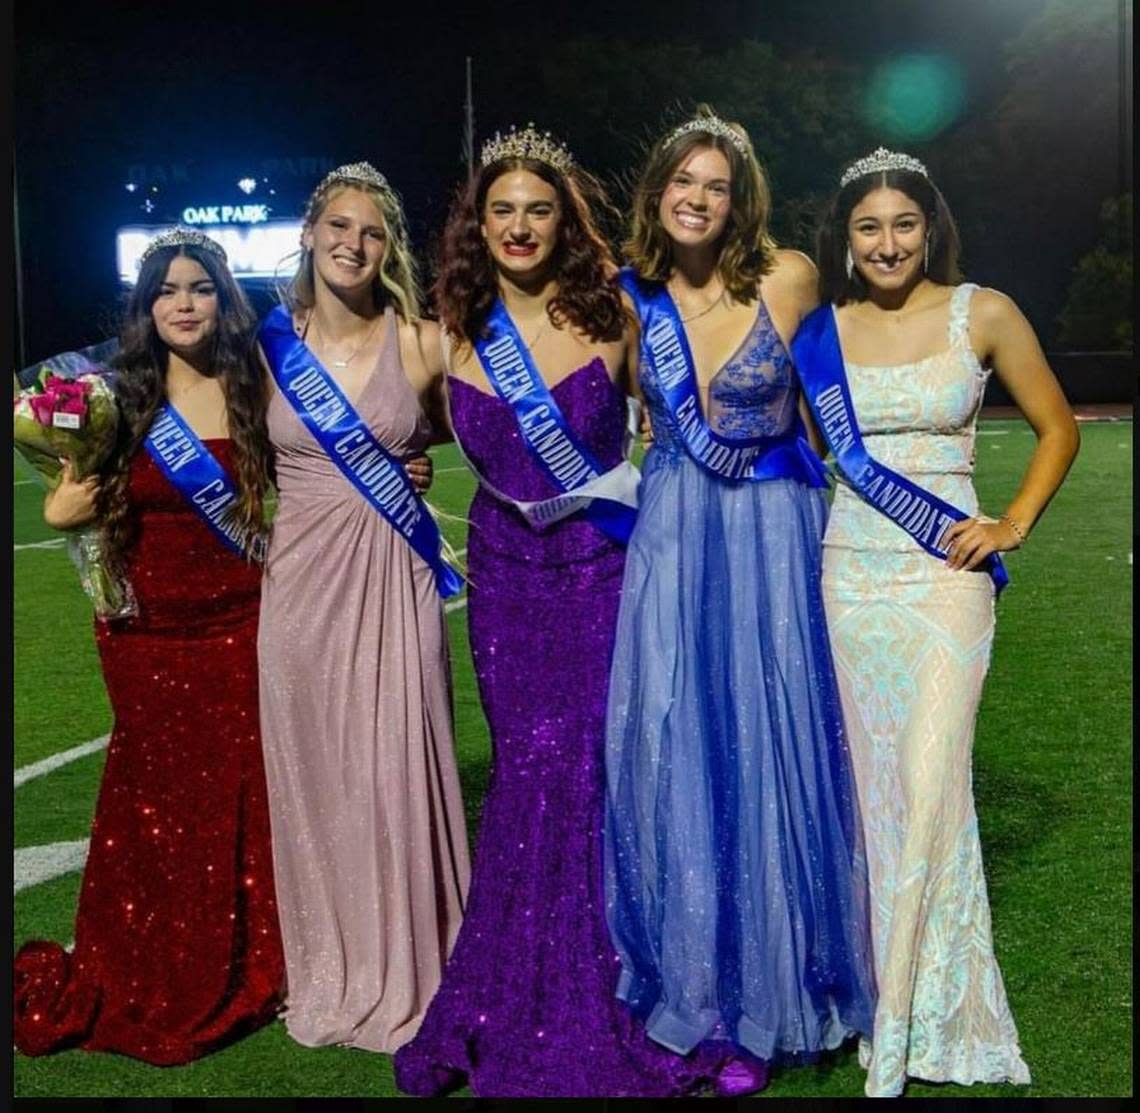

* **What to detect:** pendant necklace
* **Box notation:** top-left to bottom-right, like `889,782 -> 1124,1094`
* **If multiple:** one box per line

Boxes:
312,313 -> 382,368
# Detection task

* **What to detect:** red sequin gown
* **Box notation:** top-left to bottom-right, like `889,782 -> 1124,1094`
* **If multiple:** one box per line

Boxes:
14,442 -> 285,1065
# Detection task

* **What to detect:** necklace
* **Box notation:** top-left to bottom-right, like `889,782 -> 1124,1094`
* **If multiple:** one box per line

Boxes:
670,281 -> 726,323
523,317 -> 548,351
311,313 -> 382,368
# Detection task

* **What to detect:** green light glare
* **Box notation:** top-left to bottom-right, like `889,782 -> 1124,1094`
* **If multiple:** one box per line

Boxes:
864,54 -> 967,142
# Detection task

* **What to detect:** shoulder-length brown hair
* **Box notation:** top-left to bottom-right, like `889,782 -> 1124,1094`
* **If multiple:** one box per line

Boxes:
624,104 -> 778,301
435,156 -> 624,345
816,167 -> 962,306
97,243 -> 272,576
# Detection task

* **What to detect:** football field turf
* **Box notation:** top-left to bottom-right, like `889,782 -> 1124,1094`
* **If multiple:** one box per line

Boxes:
12,419 -> 1133,1097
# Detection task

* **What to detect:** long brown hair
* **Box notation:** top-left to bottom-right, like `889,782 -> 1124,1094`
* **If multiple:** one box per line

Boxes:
435,156 -> 624,345
97,243 -> 272,575
625,104 -> 778,301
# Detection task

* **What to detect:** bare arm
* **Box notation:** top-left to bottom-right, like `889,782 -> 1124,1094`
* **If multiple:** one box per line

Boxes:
943,288 -> 1080,570
774,250 -> 827,459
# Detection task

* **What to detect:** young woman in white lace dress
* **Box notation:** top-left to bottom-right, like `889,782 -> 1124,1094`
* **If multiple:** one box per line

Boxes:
805,150 -> 1079,1096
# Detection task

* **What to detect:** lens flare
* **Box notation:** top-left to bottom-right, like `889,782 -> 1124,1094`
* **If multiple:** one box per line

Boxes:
864,54 -> 966,142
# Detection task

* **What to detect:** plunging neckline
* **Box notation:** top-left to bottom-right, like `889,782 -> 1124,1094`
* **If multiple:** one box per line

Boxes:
295,308 -> 390,409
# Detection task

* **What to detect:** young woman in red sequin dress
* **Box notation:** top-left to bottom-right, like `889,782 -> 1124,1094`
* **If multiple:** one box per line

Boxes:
13,232 -> 286,1065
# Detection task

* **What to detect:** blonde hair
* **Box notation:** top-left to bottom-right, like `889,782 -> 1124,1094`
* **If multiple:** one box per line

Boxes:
284,178 -> 422,321
624,104 -> 778,301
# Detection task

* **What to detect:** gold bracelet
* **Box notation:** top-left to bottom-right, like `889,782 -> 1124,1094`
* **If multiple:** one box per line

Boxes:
1000,513 -> 1028,545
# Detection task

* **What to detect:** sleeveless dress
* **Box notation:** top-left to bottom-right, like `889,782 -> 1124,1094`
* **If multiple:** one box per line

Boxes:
258,308 -> 470,1052
820,284 -> 1031,1096
395,360 -> 749,1096
14,442 -> 285,1064
605,294 -> 877,1063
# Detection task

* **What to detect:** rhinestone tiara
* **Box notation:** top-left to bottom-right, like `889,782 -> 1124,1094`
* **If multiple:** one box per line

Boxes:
480,123 -> 574,173
312,161 -> 390,197
663,112 -> 749,157
139,227 -> 227,266
839,146 -> 929,188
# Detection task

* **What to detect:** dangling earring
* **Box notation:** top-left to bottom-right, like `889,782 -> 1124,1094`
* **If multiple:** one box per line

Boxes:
923,234 -> 931,273
845,245 -> 854,279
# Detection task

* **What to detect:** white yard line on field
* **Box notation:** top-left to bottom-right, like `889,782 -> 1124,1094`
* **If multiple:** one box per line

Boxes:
435,466 -> 471,474
976,428 -> 1010,435
15,839 -> 90,893
15,479 -> 37,486
14,538 -> 66,551
15,735 -> 111,788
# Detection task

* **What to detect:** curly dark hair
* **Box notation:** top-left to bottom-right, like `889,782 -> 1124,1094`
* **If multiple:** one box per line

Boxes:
816,167 -> 962,306
435,156 -> 625,345
625,103 -> 778,301
96,243 -> 272,578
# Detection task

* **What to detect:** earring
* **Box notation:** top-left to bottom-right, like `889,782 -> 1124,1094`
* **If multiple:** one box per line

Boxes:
923,234 -> 931,273
844,245 -> 854,279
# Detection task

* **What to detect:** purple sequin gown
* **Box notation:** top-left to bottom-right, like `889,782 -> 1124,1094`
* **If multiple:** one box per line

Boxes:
394,360 -> 747,1097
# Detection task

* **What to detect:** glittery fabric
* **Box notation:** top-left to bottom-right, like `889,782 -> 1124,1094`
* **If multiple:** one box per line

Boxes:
395,361 -> 756,1097
605,298 -> 878,1061
821,285 -> 1030,1096
14,442 -> 285,1065
258,308 -> 470,1052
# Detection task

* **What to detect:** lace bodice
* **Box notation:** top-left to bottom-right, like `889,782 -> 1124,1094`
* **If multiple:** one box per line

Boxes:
641,295 -> 800,467
825,283 -> 991,552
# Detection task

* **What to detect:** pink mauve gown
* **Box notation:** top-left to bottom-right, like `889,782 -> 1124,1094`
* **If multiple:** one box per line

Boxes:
258,307 -> 470,1052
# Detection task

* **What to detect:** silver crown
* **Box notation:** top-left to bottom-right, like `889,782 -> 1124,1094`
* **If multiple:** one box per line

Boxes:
481,123 -> 574,173
312,161 -> 390,196
139,227 -> 227,265
663,112 -> 750,157
839,146 -> 929,188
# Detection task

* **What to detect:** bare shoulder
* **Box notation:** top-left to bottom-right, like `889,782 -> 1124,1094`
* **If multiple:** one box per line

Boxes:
398,316 -> 444,377
969,286 -> 1022,327
766,248 -> 818,300
967,286 -> 1029,351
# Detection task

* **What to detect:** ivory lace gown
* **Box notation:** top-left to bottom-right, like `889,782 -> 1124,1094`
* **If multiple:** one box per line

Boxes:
821,284 -> 1030,1096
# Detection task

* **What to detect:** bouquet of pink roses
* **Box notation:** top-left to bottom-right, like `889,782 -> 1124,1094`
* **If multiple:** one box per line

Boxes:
13,366 -> 137,619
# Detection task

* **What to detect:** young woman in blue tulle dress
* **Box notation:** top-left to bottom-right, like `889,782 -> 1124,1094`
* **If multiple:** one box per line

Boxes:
605,107 -> 877,1074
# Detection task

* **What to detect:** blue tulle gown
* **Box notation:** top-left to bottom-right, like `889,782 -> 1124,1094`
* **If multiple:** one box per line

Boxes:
604,293 -> 877,1064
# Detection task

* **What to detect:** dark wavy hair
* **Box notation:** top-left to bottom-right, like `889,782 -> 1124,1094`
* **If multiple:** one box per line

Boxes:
435,156 -> 624,345
816,168 -> 962,306
97,243 -> 272,577
624,104 -> 778,301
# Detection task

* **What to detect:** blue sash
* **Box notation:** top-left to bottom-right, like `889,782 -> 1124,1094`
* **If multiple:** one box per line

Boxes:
472,299 -> 637,545
259,306 -> 463,598
791,304 -> 1008,594
618,268 -> 827,487
144,402 -> 266,561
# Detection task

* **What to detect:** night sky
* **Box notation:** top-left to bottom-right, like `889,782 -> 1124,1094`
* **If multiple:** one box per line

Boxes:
13,0 -> 1130,362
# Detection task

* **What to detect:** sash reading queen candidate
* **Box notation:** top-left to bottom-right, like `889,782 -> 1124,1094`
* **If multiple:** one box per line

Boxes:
393,123 -> 753,1098
792,147 -> 1078,1097
605,106 -> 876,1080
256,162 -> 470,1053
14,229 -> 286,1063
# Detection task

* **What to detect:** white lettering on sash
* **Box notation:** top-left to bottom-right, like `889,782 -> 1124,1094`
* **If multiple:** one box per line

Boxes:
482,335 -> 534,403
484,340 -> 597,489
148,410 -> 197,472
644,317 -> 689,391
332,429 -> 420,539
815,383 -> 856,456
190,477 -> 248,546
286,366 -> 348,431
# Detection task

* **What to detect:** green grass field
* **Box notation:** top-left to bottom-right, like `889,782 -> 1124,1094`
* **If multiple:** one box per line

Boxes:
12,419 -> 1133,1098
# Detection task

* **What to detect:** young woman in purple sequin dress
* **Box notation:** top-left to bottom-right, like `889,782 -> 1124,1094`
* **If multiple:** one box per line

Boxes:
393,127 -> 760,1098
